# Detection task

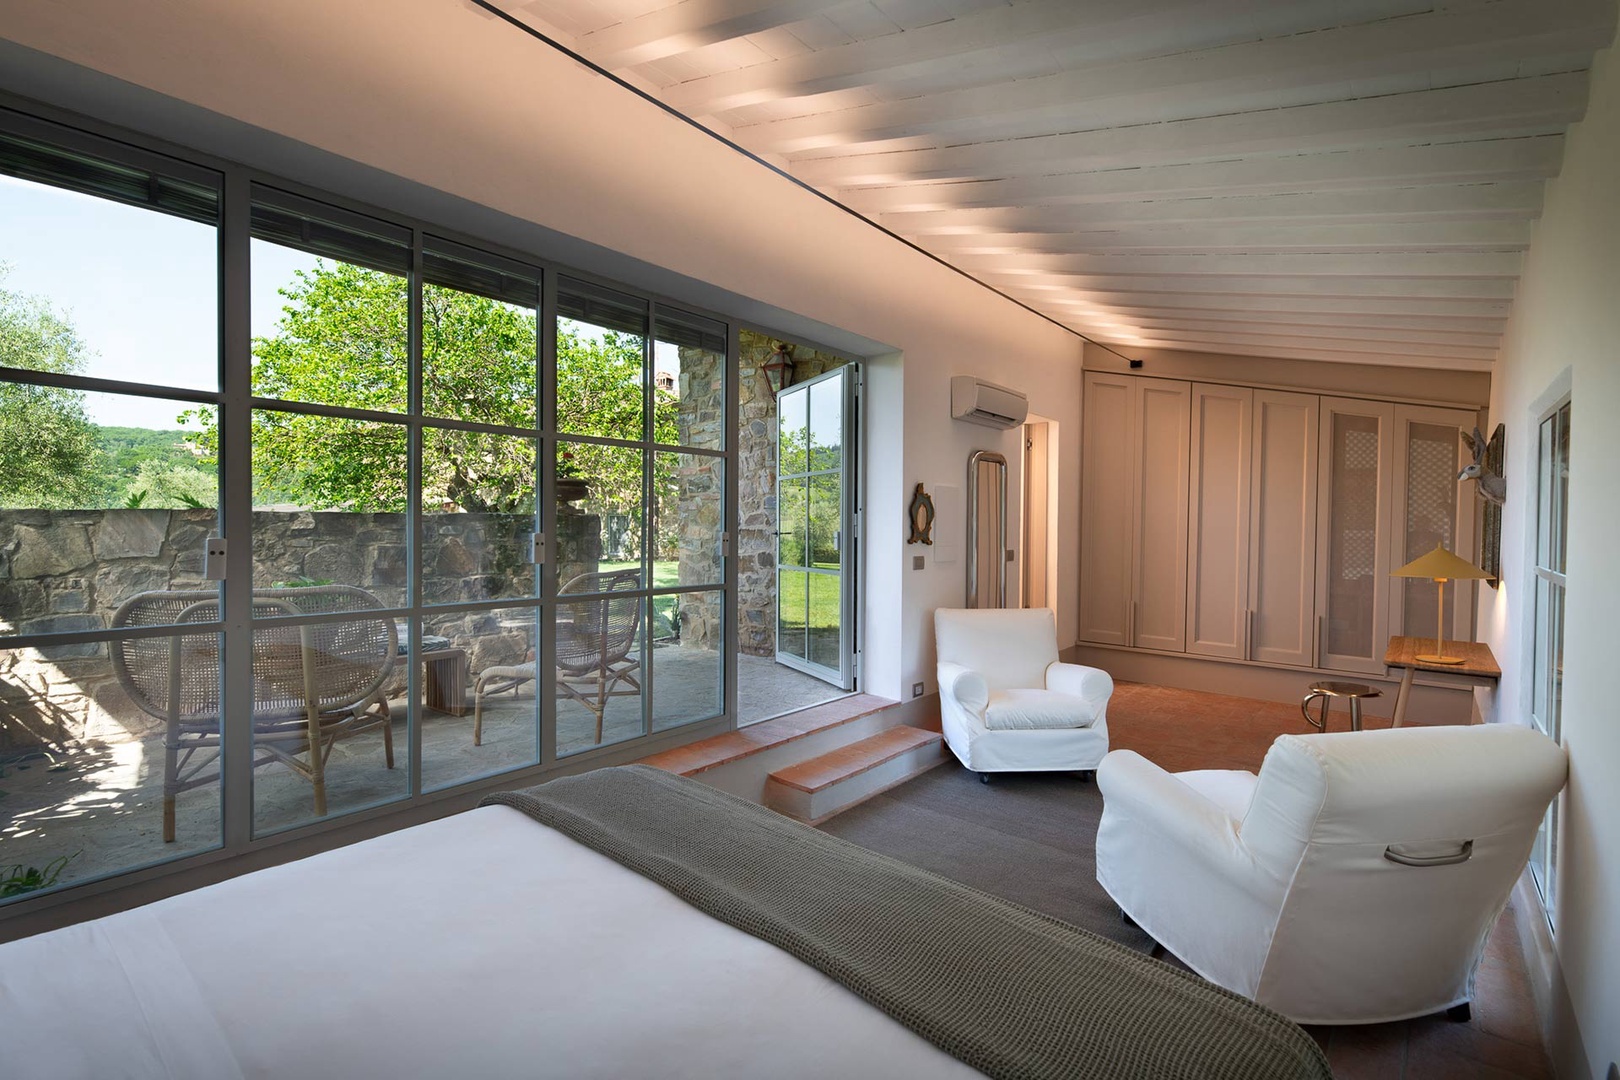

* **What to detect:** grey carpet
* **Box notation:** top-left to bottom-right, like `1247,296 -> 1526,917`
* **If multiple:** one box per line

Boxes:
818,764 -> 1156,952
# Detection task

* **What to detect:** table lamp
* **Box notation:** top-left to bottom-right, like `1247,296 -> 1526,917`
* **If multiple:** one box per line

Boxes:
1390,544 -> 1492,664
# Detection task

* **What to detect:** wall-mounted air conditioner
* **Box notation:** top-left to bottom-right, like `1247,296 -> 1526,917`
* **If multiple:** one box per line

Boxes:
950,375 -> 1029,429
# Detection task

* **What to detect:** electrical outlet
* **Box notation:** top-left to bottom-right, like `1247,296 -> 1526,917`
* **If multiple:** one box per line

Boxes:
912,682 -> 925,698
912,554 -> 925,570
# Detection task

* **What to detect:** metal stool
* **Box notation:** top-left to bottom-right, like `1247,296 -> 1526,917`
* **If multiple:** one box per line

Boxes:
1301,681 -> 1382,732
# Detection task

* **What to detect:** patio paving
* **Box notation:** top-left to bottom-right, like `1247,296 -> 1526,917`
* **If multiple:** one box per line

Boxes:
1,645 -> 846,896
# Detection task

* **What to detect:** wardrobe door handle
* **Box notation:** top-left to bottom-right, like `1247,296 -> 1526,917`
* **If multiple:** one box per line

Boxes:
1246,609 -> 1255,660
1314,614 -> 1325,668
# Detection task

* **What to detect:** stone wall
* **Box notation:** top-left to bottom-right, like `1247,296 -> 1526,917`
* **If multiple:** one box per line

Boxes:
0,507 -> 599,752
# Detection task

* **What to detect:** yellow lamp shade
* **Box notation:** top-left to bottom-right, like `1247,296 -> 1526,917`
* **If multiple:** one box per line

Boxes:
1391,544 -> 1492,582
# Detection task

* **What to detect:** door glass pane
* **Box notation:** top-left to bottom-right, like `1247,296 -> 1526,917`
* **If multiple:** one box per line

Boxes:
0,168 -> 218,390
423,605 -> 539,792
809,375 -> 843,471
1531,575 -> 1551,732
651,588 -> 721,732
1554,404 -> 1570,574
422,245 -> 539,428
807,569 -> 842,671
778,568 -> 809,663
249,239 -> 409,414
1,629 -> 224,903
1537,415 -> 1555,569
657,308 -> 725,452
251,411 -> 408,601
1326,413 -> 1381,659
557,280 -> 646,443
422,428 -> 537,604
251,604 -> 405,835
660,451 -> 722,588
556,588 -> 644,756
558,442 -> 643,595
1401,420 -> 1460,638
778,479 -> 807,569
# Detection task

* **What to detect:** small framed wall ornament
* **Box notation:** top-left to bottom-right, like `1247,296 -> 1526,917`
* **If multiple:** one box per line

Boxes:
907,483 -> 936,545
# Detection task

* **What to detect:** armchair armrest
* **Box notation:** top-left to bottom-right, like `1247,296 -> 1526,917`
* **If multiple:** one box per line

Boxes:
1044,661 -> 1113,717
1097,750 -> 1250,871
936,661 -> 988,716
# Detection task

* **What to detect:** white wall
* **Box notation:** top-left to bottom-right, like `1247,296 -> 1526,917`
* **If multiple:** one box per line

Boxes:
0,0 -> 1084,702
1480,44 -> 1620,1080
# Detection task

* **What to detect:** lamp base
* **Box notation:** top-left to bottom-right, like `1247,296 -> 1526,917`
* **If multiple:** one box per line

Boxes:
1415,654 -> 1467,665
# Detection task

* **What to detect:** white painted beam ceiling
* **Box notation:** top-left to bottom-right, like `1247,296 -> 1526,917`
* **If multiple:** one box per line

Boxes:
488,0 -> 1618,369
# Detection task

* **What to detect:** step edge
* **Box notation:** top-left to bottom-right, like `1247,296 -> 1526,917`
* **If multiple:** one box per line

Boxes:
767,726 -> 943,794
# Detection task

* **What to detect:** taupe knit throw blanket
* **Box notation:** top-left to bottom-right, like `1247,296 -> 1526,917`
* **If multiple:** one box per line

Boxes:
483,765 -> 1331,1080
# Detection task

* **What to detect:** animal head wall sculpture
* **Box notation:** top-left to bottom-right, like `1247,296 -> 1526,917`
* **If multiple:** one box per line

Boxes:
1459,425 -> 1506,507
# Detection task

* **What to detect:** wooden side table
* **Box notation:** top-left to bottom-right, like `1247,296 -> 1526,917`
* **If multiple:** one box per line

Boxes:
1384,636 -> 1501,726
421,648 -> 469,717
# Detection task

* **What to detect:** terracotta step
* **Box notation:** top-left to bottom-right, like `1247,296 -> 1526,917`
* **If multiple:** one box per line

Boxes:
765,726 -> 945,824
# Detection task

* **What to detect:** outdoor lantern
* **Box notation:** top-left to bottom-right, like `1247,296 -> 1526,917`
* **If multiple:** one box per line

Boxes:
762,341 -> 795,400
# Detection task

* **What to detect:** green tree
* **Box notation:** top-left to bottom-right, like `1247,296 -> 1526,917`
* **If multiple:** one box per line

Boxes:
0,269 -> 100,508
184,262 -> 675,517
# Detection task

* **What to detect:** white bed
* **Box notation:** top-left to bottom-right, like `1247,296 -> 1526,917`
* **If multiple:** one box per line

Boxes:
1,805 -> 981,1080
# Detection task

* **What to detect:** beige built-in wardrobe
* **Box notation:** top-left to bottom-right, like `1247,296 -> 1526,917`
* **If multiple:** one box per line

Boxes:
1079,370 -> 1478,683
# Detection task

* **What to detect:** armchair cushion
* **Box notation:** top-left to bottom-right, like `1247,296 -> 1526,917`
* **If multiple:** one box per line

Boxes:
984,688 -> 1096,730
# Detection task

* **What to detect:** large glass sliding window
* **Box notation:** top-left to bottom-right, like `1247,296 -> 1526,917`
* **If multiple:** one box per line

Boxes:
0,113 -> 732,910
1529,399 -> 1570,927
0,123 -> 224,895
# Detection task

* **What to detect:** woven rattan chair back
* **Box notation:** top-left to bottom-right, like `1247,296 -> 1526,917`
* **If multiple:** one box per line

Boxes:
557,569 -> 642,675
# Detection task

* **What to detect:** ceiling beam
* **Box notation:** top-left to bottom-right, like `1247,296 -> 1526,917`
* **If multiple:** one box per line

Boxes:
731,0 -> 1614,152
838,136 -> 1567,212
570,0 -> 842,69
661,0 -> 1426,112
987,272 -> 1519,299
1007,292 -> 1514,319
789,73 -> 1586,186
1076,334 -> 1496,370
874,183 -> 1546,234
1090,316 -> 1502,348
949,250 -> 1523,279
912,220 -> 1532,256
1030,303 -> 1508,334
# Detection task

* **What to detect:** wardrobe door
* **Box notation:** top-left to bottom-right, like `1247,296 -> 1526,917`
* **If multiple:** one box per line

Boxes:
1316,397 -> 1395,674
1186,384 -> 1252,659
1078,372 -> 1135,645
1390,404 -> 1479,645
1249,390 -> 1319,666
1132,378 -> 1191,652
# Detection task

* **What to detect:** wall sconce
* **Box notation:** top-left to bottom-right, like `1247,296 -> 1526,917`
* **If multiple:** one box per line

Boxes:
762,341 -> 796,400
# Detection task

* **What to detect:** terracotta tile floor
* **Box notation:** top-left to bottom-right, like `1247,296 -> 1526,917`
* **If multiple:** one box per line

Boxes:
1107,681 -> 1552,1079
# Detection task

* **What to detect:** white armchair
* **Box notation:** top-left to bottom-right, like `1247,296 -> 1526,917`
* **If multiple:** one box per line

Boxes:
1095,724 -> 1567,1025
934,607 -> 1113,780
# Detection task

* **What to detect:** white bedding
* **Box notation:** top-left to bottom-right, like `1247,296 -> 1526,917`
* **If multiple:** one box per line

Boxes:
1,805 -> 981,1079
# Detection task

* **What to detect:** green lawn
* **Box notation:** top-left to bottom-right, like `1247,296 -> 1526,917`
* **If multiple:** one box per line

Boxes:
596,559 -> 842,639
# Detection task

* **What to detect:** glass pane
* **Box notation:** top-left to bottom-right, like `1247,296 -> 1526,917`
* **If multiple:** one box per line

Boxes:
251,411 -> 408,603
808,375 -> 843,472
556,588 -> 645,756
422,428 -> 537,605
779,385 -> 808,474
422,281 -> 537,428
1401,420 -> 1460,638
657,310 -> 725,452
660,451 -> 722,588
1550,582 -> 1565,743
1532,575 -> 1551,733
251,240 -> 408,413
651,589 -> 721,732
0,389 -> 220,635
779,478 -> 807,569
0,629 -> 223,903
251,606 -> 405,835
778,568 -> 808,662
1554,404 -> 1570,574
807,570 -> 842,672
558,442 -> 644,594
1537,414 -> 1555,570
557,282 -> 646,443
0,171 -> 218,390
808,473 -> 841,568
1326,413 -> 1381,659
422,606 -> 540,792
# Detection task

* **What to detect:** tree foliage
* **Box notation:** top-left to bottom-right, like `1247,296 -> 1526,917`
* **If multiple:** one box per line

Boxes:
183,262 -> 676,528
0,270 -> 100,509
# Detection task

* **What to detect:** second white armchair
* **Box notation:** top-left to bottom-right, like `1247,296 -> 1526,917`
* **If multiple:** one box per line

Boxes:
934,607 -> 1113,780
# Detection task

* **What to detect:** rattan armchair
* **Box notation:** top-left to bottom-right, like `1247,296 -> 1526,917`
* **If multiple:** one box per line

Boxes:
111,586 -> 398,842
472,569 -> 642,746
